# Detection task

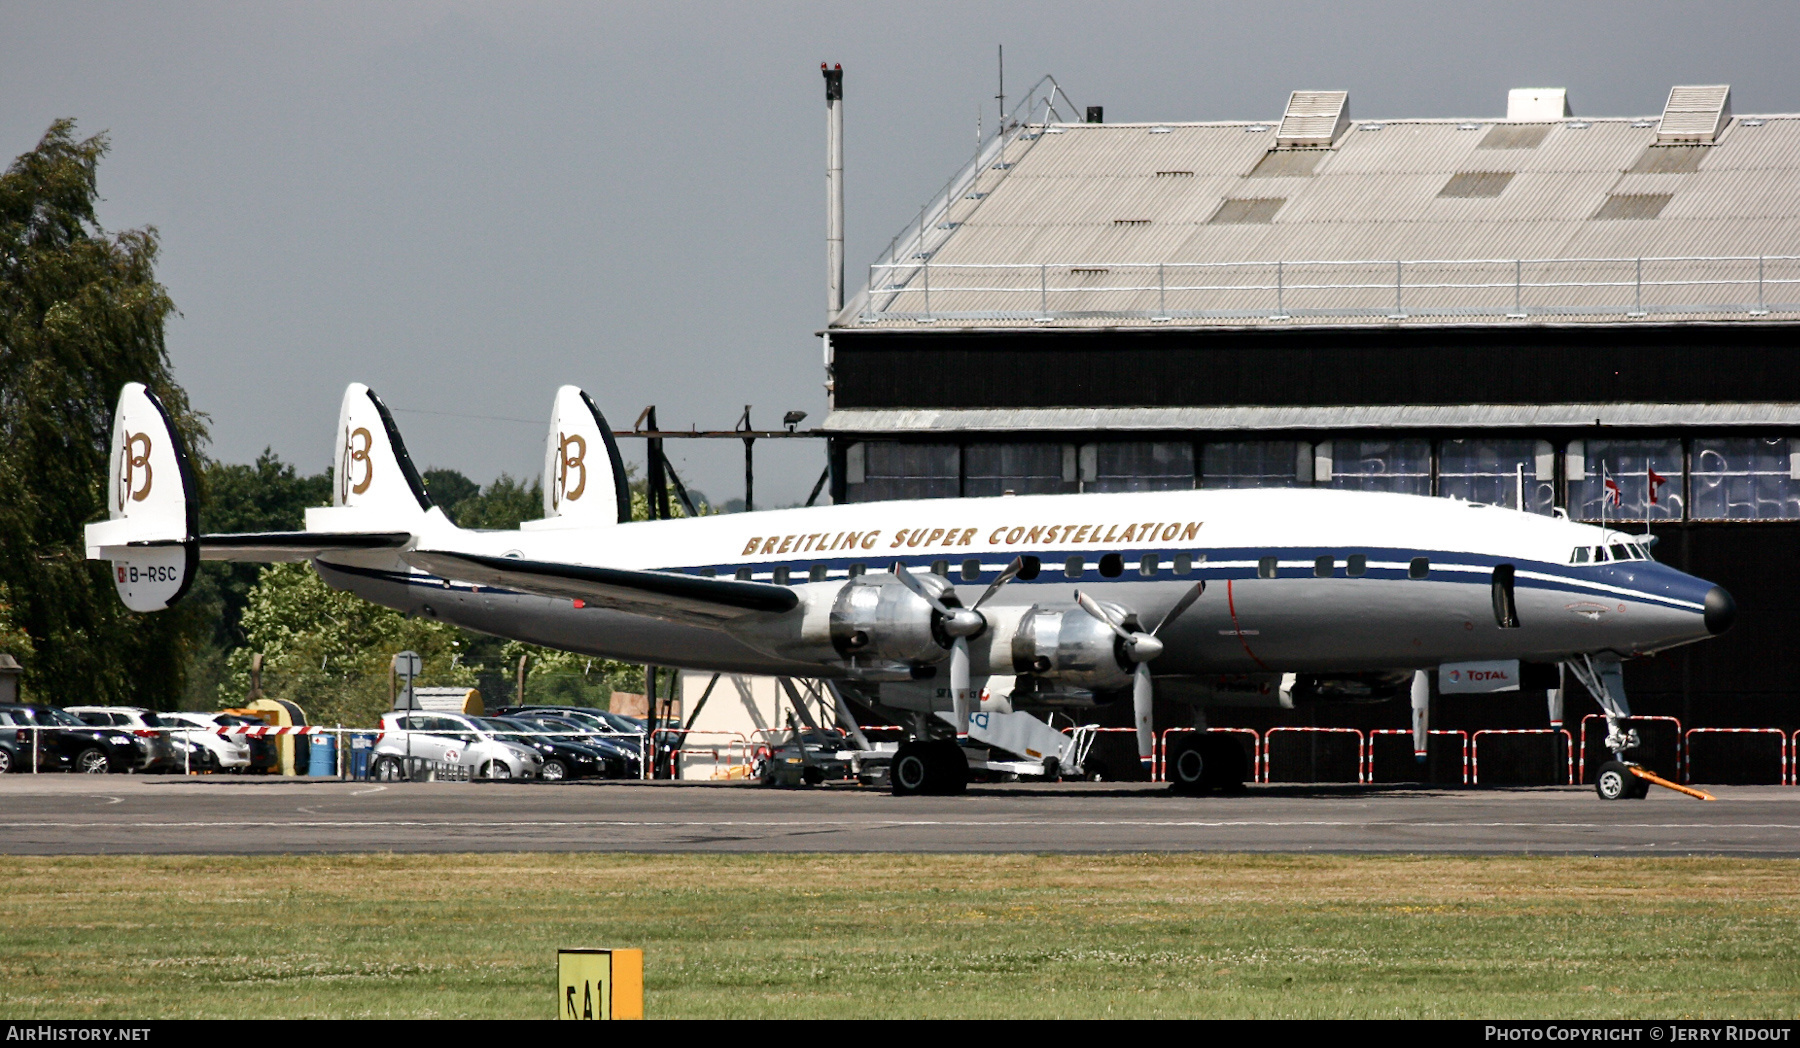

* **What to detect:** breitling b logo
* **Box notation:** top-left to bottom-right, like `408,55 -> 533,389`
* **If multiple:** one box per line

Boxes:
554,432 -> 588,509
341,425 -> 374,499
117,431 -> 154,508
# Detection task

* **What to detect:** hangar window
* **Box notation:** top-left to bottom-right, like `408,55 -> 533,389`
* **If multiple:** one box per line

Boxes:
1591,193 -> 1673,220
1323,439 -> 1432,496
1172,553 -> 1193,575
1258,557 -> 1278,579
809,564 -> 829,582
1083,441 -> 1195,492
1208,197 -> 1285,224
1099,553 -> 1124,578
1629,145 -> 1708,174
1409,557 -> 1430,580
1139,554 -> 1160,577
1573,439 -> 1683,521
1201,441 -> 1309,488
1248,151 -> 1323,178
846,442 -> 960,502
1064,556 -> 1085,579
1438,171 -> 1515,198
964,443 -> 1073,497
1346,554 -> 1367,577
1314,555 -> 1334,577
1439,438 -> 1556,513
1479,124 -> 1549,149
1690,437 -> 1800,520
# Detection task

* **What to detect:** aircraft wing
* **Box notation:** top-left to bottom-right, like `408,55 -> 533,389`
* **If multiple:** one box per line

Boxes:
402,549 -> 798,625
199,532 -> 414,562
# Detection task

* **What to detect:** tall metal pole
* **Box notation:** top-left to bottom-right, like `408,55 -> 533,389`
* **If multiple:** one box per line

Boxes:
645,405 -> 669,520
738,405 -> 755,512
824,64 -> 845,317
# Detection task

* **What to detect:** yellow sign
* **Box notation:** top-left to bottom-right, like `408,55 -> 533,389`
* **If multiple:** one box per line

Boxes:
557,948 -> 642,1020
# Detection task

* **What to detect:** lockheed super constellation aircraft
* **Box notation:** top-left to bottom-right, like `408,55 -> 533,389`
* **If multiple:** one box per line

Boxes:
87,382 -> 1733,798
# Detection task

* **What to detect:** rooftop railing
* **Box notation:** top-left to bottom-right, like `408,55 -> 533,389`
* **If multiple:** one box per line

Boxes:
855,254 -> 1800,324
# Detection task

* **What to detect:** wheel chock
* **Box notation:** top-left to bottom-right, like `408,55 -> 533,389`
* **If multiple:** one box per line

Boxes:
1627,764 -> 1715,801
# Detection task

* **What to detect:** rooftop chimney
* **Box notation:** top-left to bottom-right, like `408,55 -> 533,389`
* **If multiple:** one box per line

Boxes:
1658,84 -> 1731,143
824,63 -> 845,317
1276,90 -> 1350,148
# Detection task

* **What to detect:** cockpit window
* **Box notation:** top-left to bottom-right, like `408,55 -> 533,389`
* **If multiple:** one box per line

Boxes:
1571,547 -> 1590,564
1609,544 -> 1632,562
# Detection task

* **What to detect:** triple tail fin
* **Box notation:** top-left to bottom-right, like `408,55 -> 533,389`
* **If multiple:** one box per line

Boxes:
304,383 -> 434,532
523,385 -> 630,530
83,383 -> 200,611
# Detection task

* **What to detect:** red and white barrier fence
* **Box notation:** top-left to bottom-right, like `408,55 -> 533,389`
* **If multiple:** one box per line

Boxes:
1155,727 -> 1260,784
1470,729 -> 1574,786
1364,729 -> 1471,785
1683,728 -> 1792,787
1261,727 -> 1366,784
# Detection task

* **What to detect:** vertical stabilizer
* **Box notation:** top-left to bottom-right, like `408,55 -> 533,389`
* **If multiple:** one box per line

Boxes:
83,383 -> 199,611
527,386 -> 630,529
304,384 -> 432,532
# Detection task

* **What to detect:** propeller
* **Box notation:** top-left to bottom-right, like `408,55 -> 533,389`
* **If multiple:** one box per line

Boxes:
893,558 -> 1026,734
1074,581 -> 1205,766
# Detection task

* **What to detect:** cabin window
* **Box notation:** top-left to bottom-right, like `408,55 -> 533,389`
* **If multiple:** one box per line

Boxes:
1571,546 -> 1591,564
1064,556 -> 1085,579
1408,557 -> 1430,580
961,559 -> 981,581
847,563 -> 865,577
1099,553 -> 1124,578
1346,554 -> 1367,577
1018,555 -> 1041,580
1314,555 -> 1334,578
1139,554 -> 1160,577
699,568 -> 716,577
930,560 -> 949,576
809,564 -> 829,582
772,566 -> 790,585
1258,557 -> 1278,579
735,567 -> 753,581
1173,553 -> 1193,575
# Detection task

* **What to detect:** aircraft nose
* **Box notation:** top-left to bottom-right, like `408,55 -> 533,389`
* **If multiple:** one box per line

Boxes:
1704,586 -> 1736,635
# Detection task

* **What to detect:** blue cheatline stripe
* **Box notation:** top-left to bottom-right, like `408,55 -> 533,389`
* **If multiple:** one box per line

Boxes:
322,544 -> 1706,615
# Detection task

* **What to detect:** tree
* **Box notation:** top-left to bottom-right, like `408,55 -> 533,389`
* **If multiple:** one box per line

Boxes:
0,120 -> 204,708
195,449 -> 331,648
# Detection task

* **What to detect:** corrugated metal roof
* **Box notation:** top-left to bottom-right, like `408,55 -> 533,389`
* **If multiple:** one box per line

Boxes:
823,404 -> 1800,435
842,105 -> 1800,330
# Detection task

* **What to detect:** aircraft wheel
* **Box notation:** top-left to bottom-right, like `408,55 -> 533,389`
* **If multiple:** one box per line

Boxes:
1167,735 -> 1208,796
928,740 -> 968,795
1595,761 -> 1633,800
1203,735 -> 1249,793
1625,772 -> 1652,799
891,742 -> 931,796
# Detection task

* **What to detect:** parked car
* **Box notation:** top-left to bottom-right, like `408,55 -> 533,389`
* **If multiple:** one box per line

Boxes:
479,717 -> 618,780
157,712 -> 253,772
490,714 -> 641,779
755,727 -> 855,787
494,705 -> 669,772
65,706 -> 182,772
214,713 -> 278,773
369,711 -> 543,781
0,704 -> 139,773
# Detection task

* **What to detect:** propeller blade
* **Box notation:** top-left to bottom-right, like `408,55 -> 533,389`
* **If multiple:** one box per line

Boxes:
1133,662 -> 1155,763
950,636 -> 972,734
1151,581 -> 1205,637
971,556 -> 1026,611
1073,589 -> 1133,642
891,561 -> 951,616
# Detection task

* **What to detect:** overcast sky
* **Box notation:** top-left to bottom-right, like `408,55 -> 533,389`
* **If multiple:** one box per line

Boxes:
4,1 -> 1795,507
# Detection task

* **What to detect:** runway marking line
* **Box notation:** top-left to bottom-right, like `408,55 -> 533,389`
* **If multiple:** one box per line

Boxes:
3,819 -> 1798,831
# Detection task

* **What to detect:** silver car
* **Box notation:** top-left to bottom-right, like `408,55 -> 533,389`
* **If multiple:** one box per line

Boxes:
158,712 -> 253,771
370,711 -> 543,781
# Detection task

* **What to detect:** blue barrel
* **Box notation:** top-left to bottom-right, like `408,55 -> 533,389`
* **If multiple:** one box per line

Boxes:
350,733 -> 374,779
307,734 -> 337,776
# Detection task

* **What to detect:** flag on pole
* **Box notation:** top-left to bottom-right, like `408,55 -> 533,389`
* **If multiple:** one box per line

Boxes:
1603,471 -> 1622,507
1647,466 -> 1667,505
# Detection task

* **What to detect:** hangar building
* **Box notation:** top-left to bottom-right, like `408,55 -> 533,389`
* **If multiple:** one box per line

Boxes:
820,81 -> 1800,731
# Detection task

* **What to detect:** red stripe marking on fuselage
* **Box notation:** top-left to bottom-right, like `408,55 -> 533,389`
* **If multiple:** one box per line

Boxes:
1226,578 -> 1271,671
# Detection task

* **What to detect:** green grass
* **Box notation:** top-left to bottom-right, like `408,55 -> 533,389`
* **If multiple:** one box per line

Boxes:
2,854 -> 1797,1018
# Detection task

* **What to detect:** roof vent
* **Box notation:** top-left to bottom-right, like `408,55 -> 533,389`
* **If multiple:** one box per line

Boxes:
1657,85 -> 1731,143
1276,90 -> 1349,147
1506,88 -> 1571,120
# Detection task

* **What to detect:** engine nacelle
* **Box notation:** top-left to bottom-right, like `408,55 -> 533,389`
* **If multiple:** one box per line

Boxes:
827,574 -> 953,672
1009,602 -> 1133,691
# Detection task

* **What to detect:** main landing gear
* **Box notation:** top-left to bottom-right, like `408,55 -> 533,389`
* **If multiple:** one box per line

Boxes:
1594,760 -> 1651,801
1165,733 -> 1249,796
890,739 -> 969,796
